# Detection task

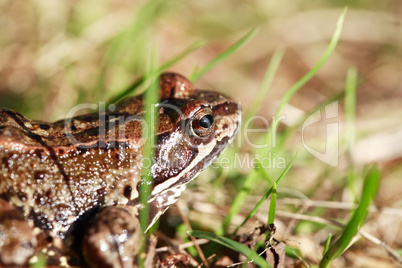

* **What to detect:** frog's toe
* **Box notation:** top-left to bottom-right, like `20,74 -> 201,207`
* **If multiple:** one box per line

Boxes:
0,199 -> 37,266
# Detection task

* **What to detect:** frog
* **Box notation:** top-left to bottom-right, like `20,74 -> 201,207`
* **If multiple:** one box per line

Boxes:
0,73 -> 241,267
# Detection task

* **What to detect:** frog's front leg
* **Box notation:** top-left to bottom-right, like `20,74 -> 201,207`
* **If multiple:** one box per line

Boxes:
0,198 -> 37,267
81,206 -> 158,268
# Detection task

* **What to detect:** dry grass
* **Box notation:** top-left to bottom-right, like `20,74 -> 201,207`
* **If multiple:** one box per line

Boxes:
1,0 -> 401,267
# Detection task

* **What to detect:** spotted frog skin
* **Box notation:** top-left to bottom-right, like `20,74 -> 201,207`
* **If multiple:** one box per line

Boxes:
0,73 -> 241,267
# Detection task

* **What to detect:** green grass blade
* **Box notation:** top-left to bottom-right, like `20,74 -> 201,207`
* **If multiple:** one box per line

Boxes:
159,40 -> 206,72
285,246 -> 302,259
230,152 -> 297,236
320,166 -> 380,268
97,0 -> 168,100
138,53 -> 159,228
280,90 -> 344,150
256,161 -> 273,184
323,233 -> 332,256
103,0 -> 171,68
218,169 -> 258,236
269,8 -> 347,141
108,40 -> 206,104
138,59 -> 160,232
137,54 -> 160,268
345,67 -> 358,197
239,48 -> 284,154
244,48 -> 285,121
190,28 -> 257,83
30,253 -> 47,268
345,67 -> 357,147
177,224 -> 198,257
268,182 -> 277,225
188,230 -> 271,268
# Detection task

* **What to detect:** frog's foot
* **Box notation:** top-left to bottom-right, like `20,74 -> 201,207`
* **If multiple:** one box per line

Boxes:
0,198 -> 37,267
81,206 -> 158,268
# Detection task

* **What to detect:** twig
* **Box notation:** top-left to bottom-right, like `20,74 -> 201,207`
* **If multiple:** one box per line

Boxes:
155,239 -> 210,253
280,198 -> 402,216
177,201 -> 210,267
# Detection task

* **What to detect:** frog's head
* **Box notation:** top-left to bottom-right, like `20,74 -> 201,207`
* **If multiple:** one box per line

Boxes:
145,73 -> 242,228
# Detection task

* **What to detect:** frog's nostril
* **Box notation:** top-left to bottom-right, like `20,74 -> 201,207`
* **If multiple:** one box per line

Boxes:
124,186 -> 132,199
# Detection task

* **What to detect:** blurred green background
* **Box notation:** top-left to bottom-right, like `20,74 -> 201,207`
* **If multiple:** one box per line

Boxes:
1,0 -> 401,267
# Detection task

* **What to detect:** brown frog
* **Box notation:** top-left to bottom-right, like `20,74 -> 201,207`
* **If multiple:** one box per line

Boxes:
0,73 -> 241,267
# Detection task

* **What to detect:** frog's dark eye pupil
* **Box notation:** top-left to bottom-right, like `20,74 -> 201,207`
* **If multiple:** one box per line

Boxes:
191,108 -> 214,138
199,114 -> 214,128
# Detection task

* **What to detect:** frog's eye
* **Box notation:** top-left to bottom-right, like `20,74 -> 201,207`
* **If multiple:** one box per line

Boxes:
191,108 -> 214,137
199,114 -> 214,128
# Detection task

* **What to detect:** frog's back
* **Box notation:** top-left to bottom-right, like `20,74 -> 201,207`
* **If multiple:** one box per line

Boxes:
0,108 -> 143,235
